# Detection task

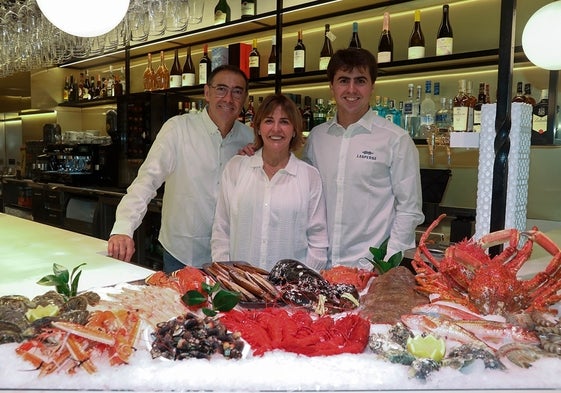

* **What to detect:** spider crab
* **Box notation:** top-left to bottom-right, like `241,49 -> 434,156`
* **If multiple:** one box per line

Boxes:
412,214 -> 561,316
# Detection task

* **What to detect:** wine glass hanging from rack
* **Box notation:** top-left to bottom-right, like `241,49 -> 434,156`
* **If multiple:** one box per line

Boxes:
0,0 -> 196,78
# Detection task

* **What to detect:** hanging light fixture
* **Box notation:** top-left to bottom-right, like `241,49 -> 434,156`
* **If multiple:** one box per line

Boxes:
522,1 -> 561,70
36,0 -> 130,37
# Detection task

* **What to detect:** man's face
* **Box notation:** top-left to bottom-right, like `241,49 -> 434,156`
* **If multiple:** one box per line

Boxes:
330,66 -> 374,120
204,71 -> 247,123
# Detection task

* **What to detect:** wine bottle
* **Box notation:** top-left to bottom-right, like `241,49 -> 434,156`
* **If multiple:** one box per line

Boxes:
155,50 -> 170,90
170,49 -> 182,88
199,44 -> 212,85
473,82 -> 486,132
214,0 -> 231,25
143,53 -> 155,91
293,29 -> 306,73
268,36 -> 277,76
348,22 -> 361,48
436,4 -> 453,56
524,83 -> 537,106
408,10 -> 425,60
244,95 -> 255,127
319,24 -> 334,71
377,12 -> 393,64
249,38 -> 260,80
63,77 -> 70,102
241,0 -> 256,19
182,46 -> 196,87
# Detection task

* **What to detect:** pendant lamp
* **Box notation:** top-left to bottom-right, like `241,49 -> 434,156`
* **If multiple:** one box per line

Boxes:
522,1 -> 561,70
36,0 -> 130,37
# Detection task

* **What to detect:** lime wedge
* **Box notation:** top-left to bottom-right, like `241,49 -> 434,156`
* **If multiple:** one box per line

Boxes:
406,334 -> 446,362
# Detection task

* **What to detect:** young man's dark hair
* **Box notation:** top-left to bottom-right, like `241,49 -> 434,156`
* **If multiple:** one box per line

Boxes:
326,48 -> 378,84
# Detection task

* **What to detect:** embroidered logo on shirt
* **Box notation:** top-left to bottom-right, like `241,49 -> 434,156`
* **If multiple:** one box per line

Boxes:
356,150 -> 376,161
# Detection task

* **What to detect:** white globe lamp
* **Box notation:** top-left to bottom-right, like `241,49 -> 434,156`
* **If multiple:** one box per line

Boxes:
36,0 -> 130,37
522,1 -> 561,70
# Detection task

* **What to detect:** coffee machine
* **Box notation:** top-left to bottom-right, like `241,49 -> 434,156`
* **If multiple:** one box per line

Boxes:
34,142 -> 118,187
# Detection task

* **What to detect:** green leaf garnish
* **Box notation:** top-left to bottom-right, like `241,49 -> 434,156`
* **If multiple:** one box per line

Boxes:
181,281 -> 240,315
364,237 -> 403,274
37,263 -> 86,299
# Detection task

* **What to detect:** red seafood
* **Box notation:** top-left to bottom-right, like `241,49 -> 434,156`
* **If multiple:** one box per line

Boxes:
145,266 -> 209,294
321,265 -> 377,291
413,214 -> 561,315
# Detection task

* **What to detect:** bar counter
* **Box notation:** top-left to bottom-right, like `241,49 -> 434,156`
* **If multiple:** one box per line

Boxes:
0,214 -> 560,392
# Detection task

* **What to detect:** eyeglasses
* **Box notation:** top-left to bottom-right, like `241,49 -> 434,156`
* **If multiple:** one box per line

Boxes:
209,84 -> 246,100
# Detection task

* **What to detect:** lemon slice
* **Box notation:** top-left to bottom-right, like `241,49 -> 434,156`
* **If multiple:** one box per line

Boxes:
25,304 -> 60,322
406,334 -> 446,362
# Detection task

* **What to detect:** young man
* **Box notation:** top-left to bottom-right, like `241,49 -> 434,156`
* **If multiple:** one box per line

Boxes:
108,65 -> 254,272
303,48 -> 424,267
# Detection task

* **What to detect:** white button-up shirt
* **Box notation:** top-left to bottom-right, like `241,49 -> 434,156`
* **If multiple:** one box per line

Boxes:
111,108 -> 254,267
303,109 -> 424,267
211,149 -> 329,271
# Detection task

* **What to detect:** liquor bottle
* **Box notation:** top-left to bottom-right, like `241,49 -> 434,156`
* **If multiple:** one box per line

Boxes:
182,46 -> 196,87
512,82 -> 526,103
143,53 -> 155,91
63,77 -> 70,102
268,36 -> 277,76
313,98 -> 327,126
377,12 -> 393,64
244,95 -> 255,127
453,79 -> 473,132
78,72 -> 85,101
249,38 -> 260,80
466,80 -> 477,109
408,10 -> 425,60
170,49 -> 182,88
419,80 -> 436,138
214,0 -> 231,25
241,0 -> 256,19
293,29 -> 306,73
199,44 -> 212,85
435,97 -> 452,131
319,24 -> 334,71
113,72 -> 123,96
524,83 -> 537,106
532,89 -> 549,145
348,22 -> 361,48
472,82 -> 487,132
403,83 -> 418,137
302,96 -> 313,132
90,76 -> 98,99
372,95 -> 385,118
385,99 -> 401,127
106,66 -> 115,97
155,50 -> 170,90
436,4 -> 453,56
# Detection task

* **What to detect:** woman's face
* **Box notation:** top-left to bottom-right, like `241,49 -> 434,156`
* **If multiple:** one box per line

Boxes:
258,105 -> 295,154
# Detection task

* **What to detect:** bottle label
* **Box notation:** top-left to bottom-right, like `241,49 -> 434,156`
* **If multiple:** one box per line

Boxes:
436,37 -> 453,56
170,75 -> 182,88
182,73 -> 195,87
377,51 -> 391,64
407,46 -> 425,60
199,64 -> 207,84
241,2 -> 255,16
453,106 -> 470,132
533,114 -> 548,133
294,49 -> 305,69
215,11 -> 227,25
319,56 -> 330,70
268,63 -> 276,75
473,109 -> 482,132
403,102 -> 413,115
249,56 -> 259,68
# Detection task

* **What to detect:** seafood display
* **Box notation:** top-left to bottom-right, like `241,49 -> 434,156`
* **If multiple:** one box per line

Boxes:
220,307 -> 370,356
320,265 -> 377,291
203,262 -> 281,303
413,213 -> 561,315
150,312 -> 245,360
0,291 -> 99,344
360,266 -> 428,324
268,259 -> 359,314
16,309 -> 141,374
145,265 -> 209,294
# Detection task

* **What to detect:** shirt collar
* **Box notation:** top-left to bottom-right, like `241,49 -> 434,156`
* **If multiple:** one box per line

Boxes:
249,149 -> 297,176
201,107 -> 221,136
328,109 -> 376,136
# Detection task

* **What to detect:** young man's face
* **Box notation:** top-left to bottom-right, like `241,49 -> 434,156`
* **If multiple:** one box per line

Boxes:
330,66 -> 374,121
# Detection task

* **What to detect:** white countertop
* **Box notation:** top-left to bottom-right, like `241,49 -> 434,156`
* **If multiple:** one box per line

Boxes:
0,213 -> 153,298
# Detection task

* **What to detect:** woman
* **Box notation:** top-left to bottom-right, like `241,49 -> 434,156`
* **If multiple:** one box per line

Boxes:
211,94 -> 329,271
